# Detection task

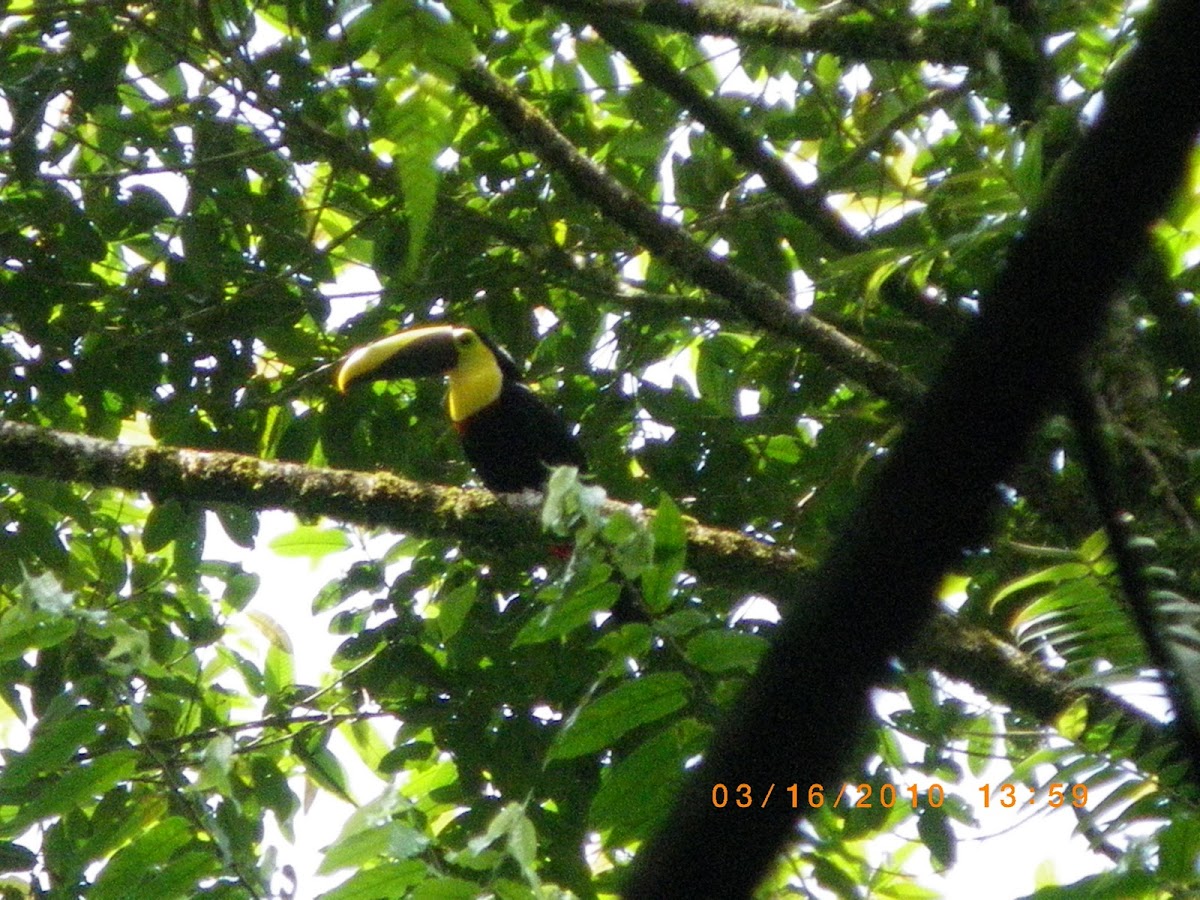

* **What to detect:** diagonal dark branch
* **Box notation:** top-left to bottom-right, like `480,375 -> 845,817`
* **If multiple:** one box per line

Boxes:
623,0 -> 1200,894
584,16 -> 866,254
580,20 -> 977,338
456,63 -> 927,411
573,19 -> 979,338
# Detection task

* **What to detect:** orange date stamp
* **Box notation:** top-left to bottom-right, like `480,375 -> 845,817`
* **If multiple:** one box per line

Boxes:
709,782 -> 1089,810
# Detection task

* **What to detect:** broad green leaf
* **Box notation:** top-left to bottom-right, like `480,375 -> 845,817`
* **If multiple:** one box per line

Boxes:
0,709 -> 108,792
965,715 -> 995,778
295,733 -> 354,805
0,750 -> 138,838
684,629 -> 766,674
551,673 -> 691,760
318,822 -> 429,874
392,87 -> 451,278
1055,697 -> 1089,742
642,493 -> 687,613
195,734 -> 235,795
343,718 -> 390,773
0,841 -> 36,872
264,639 -> 296,697
318,860 -> 428,900
590,718 -> 709,842
513,578 -> 618,646
268,525 -> 352,560
410,879 -> 484,900
434,581 -> 476,642
916,807 -> 955,870
88,817 -> 194,900
470,803 -> 538,881
214,504 -> 258,548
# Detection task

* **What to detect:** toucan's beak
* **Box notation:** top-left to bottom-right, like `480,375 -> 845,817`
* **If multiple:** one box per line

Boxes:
335,325 -> 462,393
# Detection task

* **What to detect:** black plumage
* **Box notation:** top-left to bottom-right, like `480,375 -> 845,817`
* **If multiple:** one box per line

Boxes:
458,378 -> 587,492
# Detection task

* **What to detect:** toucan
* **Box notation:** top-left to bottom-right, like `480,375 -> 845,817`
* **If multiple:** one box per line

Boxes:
334,324 -> 587,493
336,324 -> 647,624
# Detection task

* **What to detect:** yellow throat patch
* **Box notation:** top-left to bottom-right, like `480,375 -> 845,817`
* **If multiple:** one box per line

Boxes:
446,329 -> 503,422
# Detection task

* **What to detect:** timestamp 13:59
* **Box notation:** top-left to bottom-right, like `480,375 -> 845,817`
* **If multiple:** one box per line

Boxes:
979,783 -> 1088,808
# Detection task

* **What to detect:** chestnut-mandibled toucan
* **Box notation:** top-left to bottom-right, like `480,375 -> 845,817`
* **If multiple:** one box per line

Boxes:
334,325 -> 586,493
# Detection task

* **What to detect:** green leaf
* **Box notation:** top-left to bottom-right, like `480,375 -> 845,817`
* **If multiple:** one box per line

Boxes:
693,333 -> 754,411
268,525 -> 352,561
683,629 -> 767,674
642,493 -> 687,613
318,860 -> 428,900
965,715 -> 995,778
343,718 -> 390,773
392,87 -> 451,278
444,0 -> 495,30
0,610 -> 75,661
762,434 -> 802,464
318,822 -> 429,874
434,581 -> 476,642
513,578 -> 619,646
214,504 -> 258,548
1158,816 -> 1200,880
294,733 -> 354,805
471,803 -> 538,881
265,639 -> 296,697
1078,529 -> 1109,561
590,719 -> 709,843
917,807 -> 956,870
410,879 -> 485,900
195,734 -> 235,795
1054,697 -> 1089,742
551,673 -> 691,760
223,569 -> 261,610
0,750 -> 139,838
989,562 -> 1092,611
0,841 -> 37,872
0,709 -> 108,792
88,817 -> 194,900
650,492 -> 687,555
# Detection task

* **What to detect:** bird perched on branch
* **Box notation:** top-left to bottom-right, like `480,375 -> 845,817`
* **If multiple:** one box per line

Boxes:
334,324 -> 586,493
336,323 -> 647,624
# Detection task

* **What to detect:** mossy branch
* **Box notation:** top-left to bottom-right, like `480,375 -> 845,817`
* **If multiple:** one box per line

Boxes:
0,420 -> 805,594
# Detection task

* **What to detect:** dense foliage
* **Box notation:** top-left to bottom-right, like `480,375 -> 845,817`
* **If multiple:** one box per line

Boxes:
1,0 -> 1199,897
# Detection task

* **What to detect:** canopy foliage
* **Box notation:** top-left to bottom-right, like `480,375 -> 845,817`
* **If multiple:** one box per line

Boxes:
1,0 -> 1200,898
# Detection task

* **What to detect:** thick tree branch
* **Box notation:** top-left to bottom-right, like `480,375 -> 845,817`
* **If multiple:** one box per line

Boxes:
457,63 -> 926,411
909,615 -> 1190,776
548,0 -> 983,66
0,420 -> 806,596
624,0 -> 1200,894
